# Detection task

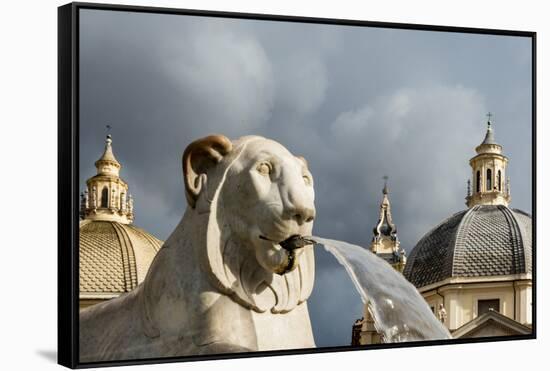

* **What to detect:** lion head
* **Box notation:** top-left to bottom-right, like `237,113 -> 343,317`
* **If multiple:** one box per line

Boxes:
182,134 -> 316,314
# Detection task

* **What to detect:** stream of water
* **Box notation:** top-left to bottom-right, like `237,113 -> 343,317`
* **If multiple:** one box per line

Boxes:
312,236 -> 451,343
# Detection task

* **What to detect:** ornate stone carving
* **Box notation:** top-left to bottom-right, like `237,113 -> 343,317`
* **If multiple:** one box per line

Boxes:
438,303 -> 447,323
120,192 -> 126,212
81,135 -> 133,223
91,186 -> 97,209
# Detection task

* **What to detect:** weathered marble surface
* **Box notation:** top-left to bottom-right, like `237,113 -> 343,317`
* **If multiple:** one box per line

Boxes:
79,135 -> 317,362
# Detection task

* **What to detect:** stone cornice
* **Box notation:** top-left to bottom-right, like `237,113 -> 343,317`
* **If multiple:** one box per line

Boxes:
418,273 -> 532,293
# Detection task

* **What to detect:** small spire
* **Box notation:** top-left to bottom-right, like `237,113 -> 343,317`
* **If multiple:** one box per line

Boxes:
382,175 -> 389,195
95,133 -> 121,175
98,134 -> 118,163
100,124 -> 115,161
480,113 -> 497,146
104,124 -> 114,153
373,176 -> 397,239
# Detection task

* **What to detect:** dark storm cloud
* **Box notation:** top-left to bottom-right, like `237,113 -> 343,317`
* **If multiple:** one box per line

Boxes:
79,9 -> 532,347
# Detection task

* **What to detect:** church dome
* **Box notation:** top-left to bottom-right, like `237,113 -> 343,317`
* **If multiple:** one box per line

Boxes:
405,118 -> 532,289
79,134 -> 163,306
403,205 -> 532,288
79,220 -> 162,299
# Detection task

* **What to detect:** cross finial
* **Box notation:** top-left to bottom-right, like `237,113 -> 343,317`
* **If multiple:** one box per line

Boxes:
486,112 -> 493,127
382,175 -> 389,194
104,125 -> 113,145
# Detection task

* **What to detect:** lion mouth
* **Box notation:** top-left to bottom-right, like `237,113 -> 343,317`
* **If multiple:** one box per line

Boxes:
258,235 -> 316,275
259,234 -> 315,251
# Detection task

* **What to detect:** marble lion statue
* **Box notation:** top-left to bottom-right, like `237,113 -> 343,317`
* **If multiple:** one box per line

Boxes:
80,135 -> 317,362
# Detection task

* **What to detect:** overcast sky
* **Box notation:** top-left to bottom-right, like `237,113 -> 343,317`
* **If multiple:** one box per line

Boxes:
79,9 -> 532,348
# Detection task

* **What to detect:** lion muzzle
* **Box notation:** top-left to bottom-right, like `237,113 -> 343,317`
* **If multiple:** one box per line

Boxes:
259,235 -> 316,275
278,235 -> 317,251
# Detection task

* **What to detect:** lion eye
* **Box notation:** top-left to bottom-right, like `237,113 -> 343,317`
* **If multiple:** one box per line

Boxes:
257,162 -> 272,176
303,175 -> 312,186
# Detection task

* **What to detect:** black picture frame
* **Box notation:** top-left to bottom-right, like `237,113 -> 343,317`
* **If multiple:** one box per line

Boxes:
58,2 -> 537,368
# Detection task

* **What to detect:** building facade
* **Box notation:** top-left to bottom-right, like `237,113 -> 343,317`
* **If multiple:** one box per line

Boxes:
79,135 -> 163,309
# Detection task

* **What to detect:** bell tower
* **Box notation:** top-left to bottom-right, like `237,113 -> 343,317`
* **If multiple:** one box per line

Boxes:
80,134 -> 134,224
369,177 -> 407,273
352,178 -> 408,345
466,113 -> 511,208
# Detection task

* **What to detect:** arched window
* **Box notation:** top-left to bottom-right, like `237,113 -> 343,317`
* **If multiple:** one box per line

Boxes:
101,186 -> 109,208
497,170 -> 502,191
476,171 -> 481,193
486,169 -> 492,191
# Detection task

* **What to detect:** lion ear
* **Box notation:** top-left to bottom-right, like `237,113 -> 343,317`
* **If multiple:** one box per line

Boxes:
296,156 -> 308,169
182,135 -> 233,208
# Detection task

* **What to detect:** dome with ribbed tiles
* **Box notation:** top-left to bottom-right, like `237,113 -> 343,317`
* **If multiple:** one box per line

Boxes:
79,220 -> 162,302
403,205 -> 531,288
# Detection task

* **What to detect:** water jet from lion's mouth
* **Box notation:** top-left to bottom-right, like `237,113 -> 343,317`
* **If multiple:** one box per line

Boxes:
260,234 -> 450,341
309,236 -> 451,343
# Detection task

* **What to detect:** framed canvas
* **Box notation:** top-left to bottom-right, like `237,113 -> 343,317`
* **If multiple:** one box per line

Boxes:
58,2 -> 536,368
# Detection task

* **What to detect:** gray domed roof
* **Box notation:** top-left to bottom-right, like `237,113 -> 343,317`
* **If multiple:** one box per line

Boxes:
403,205 -> 532,288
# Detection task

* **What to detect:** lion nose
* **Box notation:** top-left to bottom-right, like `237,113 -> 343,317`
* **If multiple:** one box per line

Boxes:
293,207 -> 315,225
289,203 -> 316,225
281,178 -> 315,225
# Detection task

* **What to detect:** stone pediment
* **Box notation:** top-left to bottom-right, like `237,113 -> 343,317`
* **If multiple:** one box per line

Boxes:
452,310 -> 532,338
